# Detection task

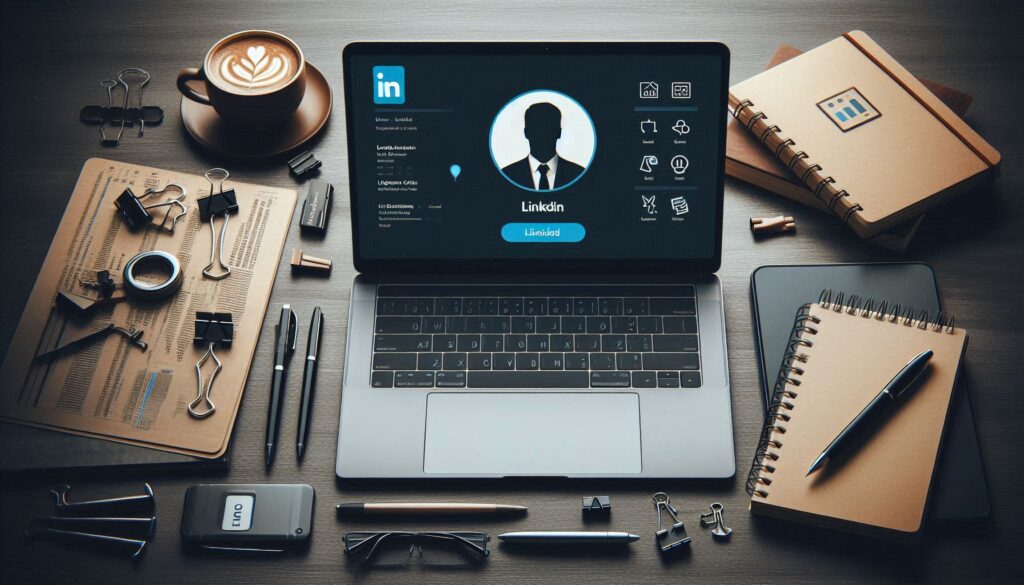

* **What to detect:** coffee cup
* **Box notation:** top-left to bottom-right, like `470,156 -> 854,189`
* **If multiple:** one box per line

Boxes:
177,30 -> 306,127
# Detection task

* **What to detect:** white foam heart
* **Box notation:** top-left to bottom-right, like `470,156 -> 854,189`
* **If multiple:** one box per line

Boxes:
247,45 -> 266,65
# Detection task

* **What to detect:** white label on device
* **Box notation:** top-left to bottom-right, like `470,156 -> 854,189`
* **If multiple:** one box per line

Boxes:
222,495 -> 254,531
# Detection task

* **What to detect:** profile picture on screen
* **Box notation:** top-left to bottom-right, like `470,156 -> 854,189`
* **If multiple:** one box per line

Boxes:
490,90 -> 596,192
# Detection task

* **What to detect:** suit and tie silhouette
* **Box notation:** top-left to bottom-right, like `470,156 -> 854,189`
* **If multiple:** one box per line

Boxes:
501,102 -> 585,190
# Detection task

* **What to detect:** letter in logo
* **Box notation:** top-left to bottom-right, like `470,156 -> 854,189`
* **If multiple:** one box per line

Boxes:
373,66 -> 405,104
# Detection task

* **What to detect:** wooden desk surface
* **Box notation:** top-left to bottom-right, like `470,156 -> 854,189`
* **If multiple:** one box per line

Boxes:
1,0 -> 1021,582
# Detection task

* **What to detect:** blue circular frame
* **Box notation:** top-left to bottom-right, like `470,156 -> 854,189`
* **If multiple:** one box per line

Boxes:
489,89 -> 597,193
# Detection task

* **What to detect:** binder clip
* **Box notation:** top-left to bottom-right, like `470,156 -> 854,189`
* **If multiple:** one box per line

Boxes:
582,496 -> 611,518
81,68 -> 164,146
35,322 -> 147,362
698,503 -> 732,540
114,183 -> 188,232
197,168 -> 238,280
190,312 -> 233,419
750,215 -> 796,235
287,150 -> 322,179
652,492 -> 690,554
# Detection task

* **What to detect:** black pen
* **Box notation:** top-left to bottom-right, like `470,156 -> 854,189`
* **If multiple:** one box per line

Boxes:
807,349 -> 934,476
296,306 -> 323,461
266,304 -> 297,468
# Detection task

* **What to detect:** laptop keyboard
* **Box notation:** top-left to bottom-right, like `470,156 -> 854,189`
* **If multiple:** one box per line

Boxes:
369,285 -> 701,389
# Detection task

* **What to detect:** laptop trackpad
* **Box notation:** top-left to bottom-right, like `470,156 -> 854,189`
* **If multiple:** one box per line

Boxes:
423,393 -> 642,475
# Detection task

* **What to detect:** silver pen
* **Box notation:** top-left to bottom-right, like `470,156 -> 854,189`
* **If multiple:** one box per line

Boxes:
498,531 -> 640,544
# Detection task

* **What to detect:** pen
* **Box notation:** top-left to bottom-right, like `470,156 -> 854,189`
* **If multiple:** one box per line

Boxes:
266,304 -> 297,468
296,306 -> 323,462
336,502 -> 528,517
807,349 -> 934,476
497,531 -> 639,545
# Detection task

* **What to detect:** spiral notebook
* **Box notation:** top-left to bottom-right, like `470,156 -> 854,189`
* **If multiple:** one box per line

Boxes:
729,30 -> 1000,239
747,292 -> 968,542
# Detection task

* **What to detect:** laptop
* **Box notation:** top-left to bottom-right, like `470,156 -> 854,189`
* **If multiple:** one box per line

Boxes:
337,42 -> 733,478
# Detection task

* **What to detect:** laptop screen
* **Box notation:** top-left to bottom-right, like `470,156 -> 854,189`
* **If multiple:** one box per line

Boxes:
343,43 -> 729,273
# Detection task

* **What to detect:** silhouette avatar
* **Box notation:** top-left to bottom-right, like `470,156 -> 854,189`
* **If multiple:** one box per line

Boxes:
501,102 -> 585,190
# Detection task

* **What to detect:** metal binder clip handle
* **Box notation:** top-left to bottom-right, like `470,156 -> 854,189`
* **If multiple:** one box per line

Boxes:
699,503 -> 732,539
199,168 -> 238,280
190,341 -> 221,419
190,312 -> 234,419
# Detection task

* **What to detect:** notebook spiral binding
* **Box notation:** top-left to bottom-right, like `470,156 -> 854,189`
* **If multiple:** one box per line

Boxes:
731,99 -> 864,225
745,289 -> 957,498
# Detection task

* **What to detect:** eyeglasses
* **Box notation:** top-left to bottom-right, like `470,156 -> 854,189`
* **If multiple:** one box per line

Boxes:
343,531 -> 490,565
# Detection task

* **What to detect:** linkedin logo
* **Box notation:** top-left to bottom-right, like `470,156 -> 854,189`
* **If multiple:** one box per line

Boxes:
373,65 -> 405,104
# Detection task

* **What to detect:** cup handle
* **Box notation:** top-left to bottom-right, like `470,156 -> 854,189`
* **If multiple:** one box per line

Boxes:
177,67 -> 212,105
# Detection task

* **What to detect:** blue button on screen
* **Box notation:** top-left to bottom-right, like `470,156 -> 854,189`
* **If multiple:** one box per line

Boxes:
501,223 -> 586,243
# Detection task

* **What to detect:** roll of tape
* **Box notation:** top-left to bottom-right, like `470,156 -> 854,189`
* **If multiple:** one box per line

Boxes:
123,250 -> 183,300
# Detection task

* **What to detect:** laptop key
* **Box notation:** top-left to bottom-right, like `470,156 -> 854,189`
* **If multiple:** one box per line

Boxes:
549,298 -> 572,315
562,316 -> 586,334
482,334 -> 503,352
493,352 -> 516,370
400,298 -> 434,315
637,316 -> 662,334
436,297 -> 462,315
611,316 -> 637,333
627,334 -> 652,352
564,353 -> 589,370
396,371 -> 434,387
500,298 -> 523,315
617,353 -> 642,370
457,335 -> 481,352
643,352 -> 700,370
575,334 -> 600,352
591,353 -> 616,370
375,334 -> 432,352
599,298 -> 623,315
493,317 -> 511,333
551,334 -> 574,352
516,353 -> 539,370
373,353 -> 417,370
537,316 -> 560,333
464,298 -> 483,315
446,317 -> 467,333
436,371 -> 467,388
632,371 -> 657,388
375,317 -> 422,334
680,371 -> 702,388
653,334 -> 699,352
419,353 -> 443,370
506,334 -> 528,352
524,298 -> 547,315
587,316 -> 610,334
650,297 -> 696,316
527,335 -> 549,352
511,316 -> 536,333
423,316 -> 446,333
574,298 -> 597,315
468,371 -> 589,388
433,334 -> 457,352
623,298 -> 649,315
480,298 -> 499,315
657,371 -> 680,388
602,335 -> 627,352
540,353 -> 564,370
443,353 -> 467,370
371,371 -> 394,388
663,316 -> 698,334
468,353 -> 493,370
591,371 -> 631,388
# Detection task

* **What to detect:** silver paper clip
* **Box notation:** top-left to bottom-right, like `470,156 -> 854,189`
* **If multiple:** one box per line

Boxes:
190,312 -> 233,419
197,168 -> 239,280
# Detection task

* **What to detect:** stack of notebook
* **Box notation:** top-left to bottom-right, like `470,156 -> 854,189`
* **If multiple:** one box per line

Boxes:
727,31 -> 1000,252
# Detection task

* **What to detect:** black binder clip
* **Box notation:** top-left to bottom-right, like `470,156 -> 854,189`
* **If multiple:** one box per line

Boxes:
582,496 -> 611,518
197,168 -> 238,280
81,69 -> 164,146
190,312 -> 233,419
114,183 -> 188,232
287,150 -> 322,179
653,492 -> 690,554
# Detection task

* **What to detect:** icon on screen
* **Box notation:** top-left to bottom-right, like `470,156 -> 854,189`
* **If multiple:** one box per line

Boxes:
642,195 -> 657,215
670,196 -> 689,216
672,120 -> 690,135
373,65 -> 405,104
670,155 -> 689,175
671,82 -> 691,99
641,119 -> 658,134
639,81 -> 659,99
640,155 -> 659,173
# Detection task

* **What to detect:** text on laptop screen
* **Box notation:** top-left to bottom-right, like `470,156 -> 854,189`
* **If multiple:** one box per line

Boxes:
346,46 -> 727,264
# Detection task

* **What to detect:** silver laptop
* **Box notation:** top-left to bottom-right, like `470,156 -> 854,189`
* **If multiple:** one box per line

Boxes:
336,42 -> 734,478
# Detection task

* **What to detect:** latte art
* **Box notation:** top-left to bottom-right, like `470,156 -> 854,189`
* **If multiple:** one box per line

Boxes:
219,44 -> 291,90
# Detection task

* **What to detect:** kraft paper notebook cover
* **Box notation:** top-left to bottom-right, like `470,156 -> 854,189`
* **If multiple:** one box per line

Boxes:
729,31 -> 1000,239
747,292 -> 968,541
727,44 -> 974,252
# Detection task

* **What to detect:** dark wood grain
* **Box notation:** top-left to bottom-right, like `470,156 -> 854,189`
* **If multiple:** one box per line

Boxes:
1,0 -> 1022,583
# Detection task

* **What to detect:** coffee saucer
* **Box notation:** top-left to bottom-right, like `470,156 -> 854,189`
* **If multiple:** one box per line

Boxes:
181,61 -> 332,159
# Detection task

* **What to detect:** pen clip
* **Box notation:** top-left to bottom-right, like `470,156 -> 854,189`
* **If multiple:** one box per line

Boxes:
287,309 -> 298,353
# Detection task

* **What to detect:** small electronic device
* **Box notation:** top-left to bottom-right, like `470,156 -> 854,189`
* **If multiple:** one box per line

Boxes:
181,484 -> 314,552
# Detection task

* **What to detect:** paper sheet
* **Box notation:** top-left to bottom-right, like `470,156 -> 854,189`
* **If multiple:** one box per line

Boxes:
0,158 -> 296,458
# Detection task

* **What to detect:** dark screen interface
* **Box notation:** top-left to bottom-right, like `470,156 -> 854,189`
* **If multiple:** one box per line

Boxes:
348,50 -> 725,261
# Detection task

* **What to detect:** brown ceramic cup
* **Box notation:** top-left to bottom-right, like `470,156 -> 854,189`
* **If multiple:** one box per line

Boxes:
177,30 -> 307,127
